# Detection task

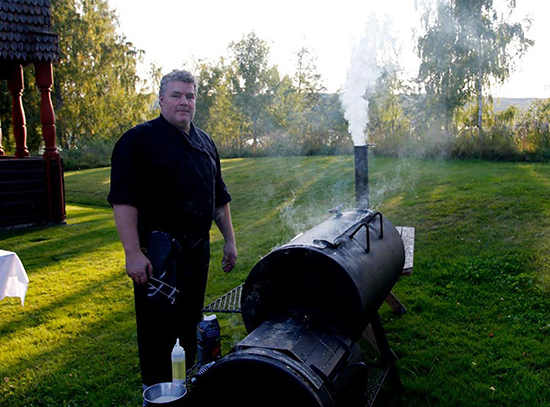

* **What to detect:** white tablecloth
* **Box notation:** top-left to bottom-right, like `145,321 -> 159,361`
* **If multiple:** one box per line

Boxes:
0,249 -> 29,306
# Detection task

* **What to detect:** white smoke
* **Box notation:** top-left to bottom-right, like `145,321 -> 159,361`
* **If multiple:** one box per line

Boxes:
340,13 -> 398,146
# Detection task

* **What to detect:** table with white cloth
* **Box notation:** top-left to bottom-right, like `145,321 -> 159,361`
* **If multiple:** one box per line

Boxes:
0,249 -> 29,306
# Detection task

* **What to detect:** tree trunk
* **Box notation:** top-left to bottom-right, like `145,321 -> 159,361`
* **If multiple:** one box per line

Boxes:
477,39 -> 483,134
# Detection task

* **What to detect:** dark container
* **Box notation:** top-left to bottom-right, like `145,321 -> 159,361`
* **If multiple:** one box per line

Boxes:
196,314 -> 221,367
188,315 -> 369,407
241,209 -> 405,339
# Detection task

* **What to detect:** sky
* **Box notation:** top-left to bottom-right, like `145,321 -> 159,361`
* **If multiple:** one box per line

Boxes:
107,0 -> 549,99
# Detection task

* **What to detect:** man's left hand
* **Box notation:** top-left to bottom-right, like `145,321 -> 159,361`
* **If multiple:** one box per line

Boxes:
222,241 -> 237,273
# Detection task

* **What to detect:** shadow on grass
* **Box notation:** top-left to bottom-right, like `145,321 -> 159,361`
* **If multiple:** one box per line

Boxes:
1,207 -> 119,272
0,206 -> 141,405
1,300 -> 142,406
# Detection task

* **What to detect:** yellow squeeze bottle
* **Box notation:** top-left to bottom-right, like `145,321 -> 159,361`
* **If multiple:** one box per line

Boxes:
171,338 -> 186,385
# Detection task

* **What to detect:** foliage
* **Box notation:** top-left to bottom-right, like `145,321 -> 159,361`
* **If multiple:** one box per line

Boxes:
2,157 -> 550,406
1,1 -> 548,165
194,58 -> 245,151
516,99 -> 550,157
0,0 -> 159,155
361,58 -> 549,161
366,90 -> 550,161
367,68 -> 414,156
62,138 -> 115,170
417,0 -> 533,131
50,0 -> 159,149
192,32 -> 347,158
228,32 -> 277,147
0,68 -> 43,155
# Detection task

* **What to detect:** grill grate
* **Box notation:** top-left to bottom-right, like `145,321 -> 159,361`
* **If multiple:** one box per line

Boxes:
202,283 -> 243,313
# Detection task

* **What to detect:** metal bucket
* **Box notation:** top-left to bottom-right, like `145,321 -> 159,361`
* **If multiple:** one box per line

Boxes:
143,382 -> 187,406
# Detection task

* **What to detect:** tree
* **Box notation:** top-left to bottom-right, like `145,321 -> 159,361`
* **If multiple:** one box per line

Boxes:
193,58 -> 227,130
455,0 -> 533,130
417,0 -> 533,133
267,47 -> 327,151
207,77 -> 245,152
305,93 -> 351,155
368,68 -> 412,155
194,58 -> 244,151
417,1 -> 467,132
50,0 -> 157,149
229,32 -> 278,146
292,47 -> 325,109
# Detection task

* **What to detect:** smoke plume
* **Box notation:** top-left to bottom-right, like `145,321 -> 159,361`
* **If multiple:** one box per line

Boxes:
340,13 -> 397,146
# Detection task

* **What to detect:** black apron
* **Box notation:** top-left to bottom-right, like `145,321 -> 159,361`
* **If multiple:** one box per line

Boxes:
134,231 -> 210,386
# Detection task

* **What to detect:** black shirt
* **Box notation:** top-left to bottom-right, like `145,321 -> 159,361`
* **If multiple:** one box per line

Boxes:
108,115 -> 231,239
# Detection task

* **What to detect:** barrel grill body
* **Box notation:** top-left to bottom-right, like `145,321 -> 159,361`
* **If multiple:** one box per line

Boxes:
188,315 -> 369,407
189,209 -> 406,407
241,209 -> 405,340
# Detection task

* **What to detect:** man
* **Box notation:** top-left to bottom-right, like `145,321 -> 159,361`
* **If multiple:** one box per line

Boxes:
108,69 -> 237,388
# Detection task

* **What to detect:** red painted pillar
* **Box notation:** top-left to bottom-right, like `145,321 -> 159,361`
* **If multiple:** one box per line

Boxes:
35,62 -> 66,223
35,62 -> 58,158
7,64 -> 29,158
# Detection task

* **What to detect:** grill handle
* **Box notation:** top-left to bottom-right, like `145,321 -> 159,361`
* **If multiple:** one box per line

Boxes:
312,212 -> 384,252
348,212 -> 384,253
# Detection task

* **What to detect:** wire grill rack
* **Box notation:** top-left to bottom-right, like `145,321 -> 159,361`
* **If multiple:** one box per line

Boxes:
202,283 -> 243,313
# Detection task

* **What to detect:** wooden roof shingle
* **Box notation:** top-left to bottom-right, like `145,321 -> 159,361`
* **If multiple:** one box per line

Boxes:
0,0 -> 59,63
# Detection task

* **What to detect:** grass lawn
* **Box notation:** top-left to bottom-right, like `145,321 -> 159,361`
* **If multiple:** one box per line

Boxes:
1,155 -> 550,406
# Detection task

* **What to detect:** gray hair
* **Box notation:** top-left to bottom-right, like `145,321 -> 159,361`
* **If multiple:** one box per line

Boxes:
159,69 -> 198,98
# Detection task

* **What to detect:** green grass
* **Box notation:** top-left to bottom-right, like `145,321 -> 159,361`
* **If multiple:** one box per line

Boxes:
1,155 -> 550,406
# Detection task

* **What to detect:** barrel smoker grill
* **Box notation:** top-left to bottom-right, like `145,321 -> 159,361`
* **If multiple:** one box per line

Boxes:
189,145 -> 408,407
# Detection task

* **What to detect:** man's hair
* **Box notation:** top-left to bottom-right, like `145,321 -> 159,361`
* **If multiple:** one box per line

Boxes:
159,69 -> 198,98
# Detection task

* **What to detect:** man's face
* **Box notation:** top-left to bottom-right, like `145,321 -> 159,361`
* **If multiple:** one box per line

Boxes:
159,80 -> 196,131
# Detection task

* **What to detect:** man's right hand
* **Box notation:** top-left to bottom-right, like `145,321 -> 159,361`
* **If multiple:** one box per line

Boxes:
125,251 -> 153,285
113,204 -> 152,285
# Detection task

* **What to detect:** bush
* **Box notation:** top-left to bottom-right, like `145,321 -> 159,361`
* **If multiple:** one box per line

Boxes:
61,138 -> 115,170
454,126 -> 519,161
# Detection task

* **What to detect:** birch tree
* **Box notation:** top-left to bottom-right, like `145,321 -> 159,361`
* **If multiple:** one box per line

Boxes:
418,0 -> 533,133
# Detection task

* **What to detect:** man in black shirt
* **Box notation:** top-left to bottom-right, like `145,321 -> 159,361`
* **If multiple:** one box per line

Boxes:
108,69 -> 237,388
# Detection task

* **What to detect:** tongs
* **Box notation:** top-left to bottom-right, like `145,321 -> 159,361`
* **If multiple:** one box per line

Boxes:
148,275 -> 180,304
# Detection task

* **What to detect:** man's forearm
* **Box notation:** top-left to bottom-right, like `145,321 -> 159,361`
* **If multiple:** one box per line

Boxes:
214,203 -> 237,272
113,204 -> 152,284
113,204 -> 141,255
214,203 -> 235,244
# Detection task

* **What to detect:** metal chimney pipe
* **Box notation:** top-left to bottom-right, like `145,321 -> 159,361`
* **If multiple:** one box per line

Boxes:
354,145 -> 369,209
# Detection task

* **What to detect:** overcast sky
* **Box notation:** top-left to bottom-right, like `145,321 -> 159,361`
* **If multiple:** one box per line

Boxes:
107,0 -> 549,99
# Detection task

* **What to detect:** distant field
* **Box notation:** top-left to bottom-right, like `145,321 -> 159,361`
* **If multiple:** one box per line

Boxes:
492,97 -> 540,112
1,155 -> 550,406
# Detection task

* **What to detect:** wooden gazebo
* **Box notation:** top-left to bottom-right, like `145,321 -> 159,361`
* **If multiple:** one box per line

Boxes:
0,0 -> 65,227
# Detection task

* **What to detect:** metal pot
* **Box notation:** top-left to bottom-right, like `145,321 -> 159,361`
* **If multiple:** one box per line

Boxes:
143,382 -> 187,406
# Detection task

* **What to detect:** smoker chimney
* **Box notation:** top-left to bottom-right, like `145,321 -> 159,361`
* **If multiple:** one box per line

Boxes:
354,145 -> 369,209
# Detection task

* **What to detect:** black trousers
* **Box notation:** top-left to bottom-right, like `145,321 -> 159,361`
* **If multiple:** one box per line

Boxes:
134,234 -> 210,386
